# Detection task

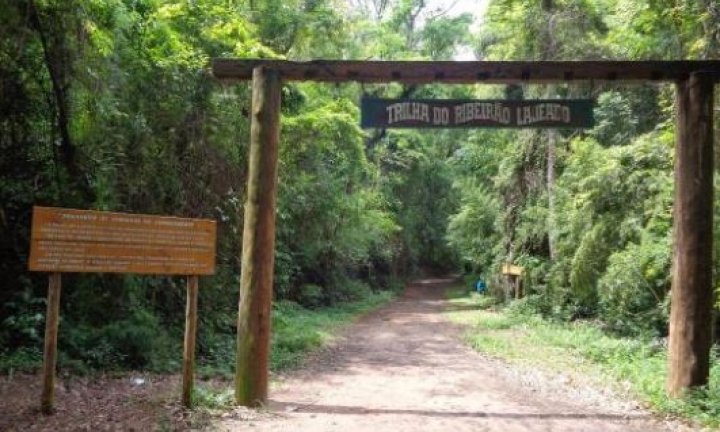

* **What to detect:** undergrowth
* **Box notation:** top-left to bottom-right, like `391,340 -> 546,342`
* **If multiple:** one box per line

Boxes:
0,285 -> 395,378
445,285 -> 720,428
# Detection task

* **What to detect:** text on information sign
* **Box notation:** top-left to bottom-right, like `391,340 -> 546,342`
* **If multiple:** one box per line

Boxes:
29,207 -> 217,275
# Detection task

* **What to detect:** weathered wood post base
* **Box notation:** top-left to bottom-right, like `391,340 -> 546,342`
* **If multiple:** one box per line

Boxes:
667,72 -> 715,397
515,276 -> 522,300
41,272 -> 62,414
182,275 -> 199,408
236,67 -> 282,406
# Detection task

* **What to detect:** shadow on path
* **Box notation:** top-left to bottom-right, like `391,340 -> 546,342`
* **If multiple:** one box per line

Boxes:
271,401 -> 651,421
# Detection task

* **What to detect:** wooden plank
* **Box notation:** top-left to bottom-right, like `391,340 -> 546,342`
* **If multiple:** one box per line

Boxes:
361,99 -> 594,129
667,72 -> 715,397
213,59 -> 720,84
28,207 -> 217,275
236,67 -> 282,407
182,275 -> 199,408
41,273 -> 61,414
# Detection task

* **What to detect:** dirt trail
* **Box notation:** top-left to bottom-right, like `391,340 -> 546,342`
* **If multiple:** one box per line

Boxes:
217,278 -> 680,432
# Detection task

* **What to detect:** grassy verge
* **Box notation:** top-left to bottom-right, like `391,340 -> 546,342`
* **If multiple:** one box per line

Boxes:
269,291 -> 396,371
445,285 -> 720,428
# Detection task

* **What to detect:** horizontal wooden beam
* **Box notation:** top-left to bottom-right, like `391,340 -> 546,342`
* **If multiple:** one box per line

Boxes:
212,59 -> 720,84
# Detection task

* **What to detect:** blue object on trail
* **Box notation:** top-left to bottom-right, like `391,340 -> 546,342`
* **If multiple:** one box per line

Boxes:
475,279 -> 486,293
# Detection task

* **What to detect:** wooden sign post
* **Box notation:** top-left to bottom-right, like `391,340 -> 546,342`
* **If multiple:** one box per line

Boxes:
501,264 -> 523,300
41,272 -> 61,414
29,207 -> 217,413
183,275 -> 200,407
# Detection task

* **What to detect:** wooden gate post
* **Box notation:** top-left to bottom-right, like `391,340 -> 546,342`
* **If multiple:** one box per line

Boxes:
236,67 -> 282,406
667,72 -> 715,397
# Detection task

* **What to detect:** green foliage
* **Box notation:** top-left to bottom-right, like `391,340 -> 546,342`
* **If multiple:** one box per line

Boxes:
479,0 -> 608,60
605,0 -> 719,59
62,308 -> 179,372
275,96 -> 402,301
420,13 -> 474,59
1,0 -> 413,373
446,186 -> 500,275
591,91 -> 639,146
296,284 -> 326,309
598,238 -> 672,336
445,0 -> 714,344
553,131 -> 674,324
0,347 -> 43,374
191,385 -> 235,410
376,129 -> 462,274
0,286 -> 46,349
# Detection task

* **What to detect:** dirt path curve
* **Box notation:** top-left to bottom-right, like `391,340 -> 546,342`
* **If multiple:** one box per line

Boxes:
216,278 -> 677,432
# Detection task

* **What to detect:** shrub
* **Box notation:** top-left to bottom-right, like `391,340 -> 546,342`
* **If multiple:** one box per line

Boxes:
326,278 -> 373,304
598,239 -> 671,336
295,284 -> 325,309
0,347 -> 42,373
61,308 -> 178,372
506,294 -> 549,317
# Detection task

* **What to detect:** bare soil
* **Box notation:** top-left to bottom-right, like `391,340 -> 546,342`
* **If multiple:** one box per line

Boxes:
216,278 -> 685,432
0,372 -> 191,431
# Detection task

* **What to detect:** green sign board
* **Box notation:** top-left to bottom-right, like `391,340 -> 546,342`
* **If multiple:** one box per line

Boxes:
361,98 -> 595,129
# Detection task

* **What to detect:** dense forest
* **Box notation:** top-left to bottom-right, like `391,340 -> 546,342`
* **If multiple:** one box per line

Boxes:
1,0 -> 718,374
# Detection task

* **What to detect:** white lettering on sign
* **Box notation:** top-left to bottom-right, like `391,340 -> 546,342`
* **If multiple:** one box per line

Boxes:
378,101 -> 581,127
433,107 -> 450,125
454,102 -> 512,125
386,102 -> 431,124
516,103 -> 571,125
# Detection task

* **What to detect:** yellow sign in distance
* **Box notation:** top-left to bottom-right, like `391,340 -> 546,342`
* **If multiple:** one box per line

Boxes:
501,263 -> 523,276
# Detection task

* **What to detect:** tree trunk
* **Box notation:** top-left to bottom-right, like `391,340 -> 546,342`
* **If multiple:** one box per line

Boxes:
28,0 -> 94,202
547,129 -> 557,260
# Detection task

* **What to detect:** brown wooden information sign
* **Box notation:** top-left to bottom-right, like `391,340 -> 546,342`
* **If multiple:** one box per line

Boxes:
29,207 -> 217,412
29,207 -> 217,275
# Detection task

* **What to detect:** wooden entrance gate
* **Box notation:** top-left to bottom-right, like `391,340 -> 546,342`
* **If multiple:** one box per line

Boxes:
212,59 -> 720,405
